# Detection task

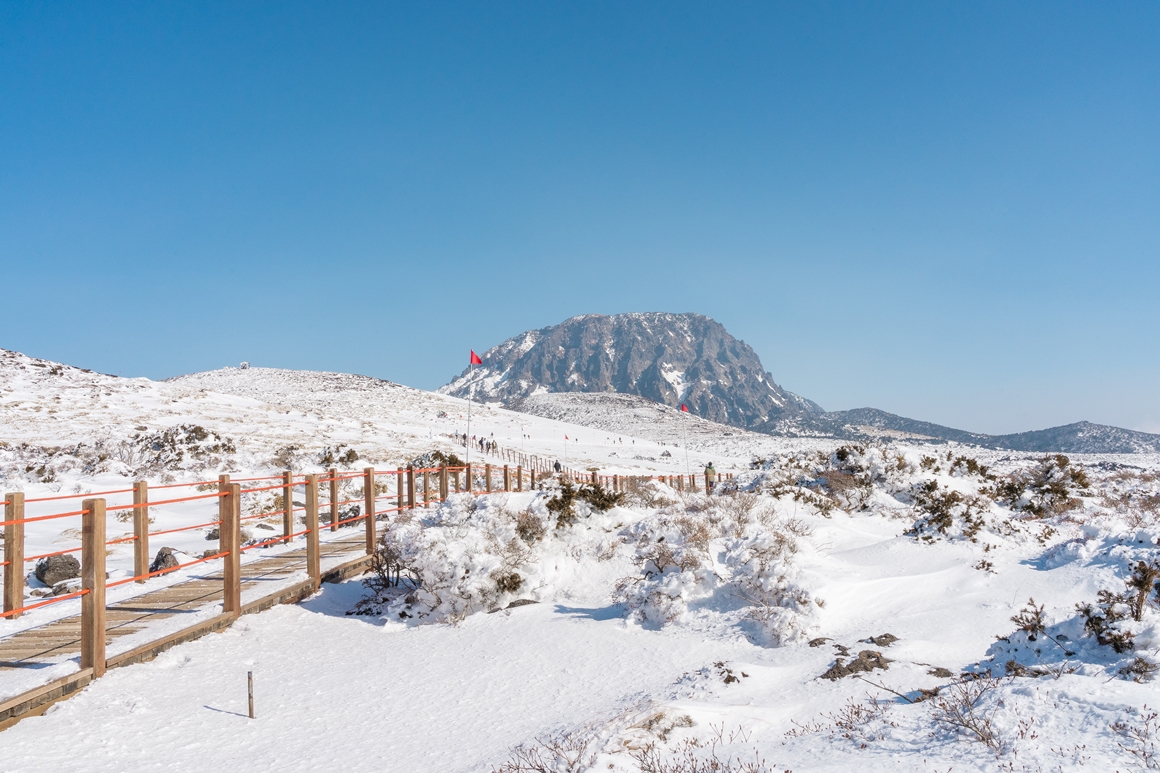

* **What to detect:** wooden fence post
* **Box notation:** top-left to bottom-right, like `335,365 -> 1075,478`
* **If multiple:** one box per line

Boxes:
133,481 -> 149,583
406,466 -> 416,510
222,483 -> 242,617
80,497 -> 107,677
453,466 -> 460,493
516,465 -> 523,492
217,473 -> 230,556
485,464 -> 492,493
423,469 -> 430,508
396,468 -> 404,514
363,467 -> 376,555
503,465 -> 510,492
305,474 -> 320,585
465,463 -> 472,494
329,467 -> 339,532
4,492 -> 25,619
282,471 -> 294,543
439,465 -> 449,500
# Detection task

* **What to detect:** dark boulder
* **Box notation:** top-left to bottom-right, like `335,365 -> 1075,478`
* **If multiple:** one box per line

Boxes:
821,650 -> 890,680
150,547 -> 182,573
35,554 -> 80,586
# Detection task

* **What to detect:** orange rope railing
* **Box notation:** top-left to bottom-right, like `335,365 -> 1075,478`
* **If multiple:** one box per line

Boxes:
0,588 -> 89,618
106,550 -> 230,589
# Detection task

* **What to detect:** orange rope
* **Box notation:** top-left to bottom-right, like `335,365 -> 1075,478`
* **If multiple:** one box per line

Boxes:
25,489 -> 133,504
0,588 -> 89,618
0,508 -> 88,527
106,550 -> 230,588
104,490 -> 226,513
150,479 -> 222,490
239,534 -> 294,552
241,509 -> 287,522
148,519 -> 221,537
330,513 -> 366,528
25,546 -> 82,562
240,482 -> 295,494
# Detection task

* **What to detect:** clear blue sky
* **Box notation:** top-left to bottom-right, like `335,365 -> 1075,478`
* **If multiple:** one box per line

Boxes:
1,2 -> 1157,435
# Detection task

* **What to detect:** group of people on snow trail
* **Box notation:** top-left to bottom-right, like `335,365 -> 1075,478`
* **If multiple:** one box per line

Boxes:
452,431 -> 500,455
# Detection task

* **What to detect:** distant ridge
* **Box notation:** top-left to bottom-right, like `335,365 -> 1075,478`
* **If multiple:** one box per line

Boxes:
773,409 -> 1160,453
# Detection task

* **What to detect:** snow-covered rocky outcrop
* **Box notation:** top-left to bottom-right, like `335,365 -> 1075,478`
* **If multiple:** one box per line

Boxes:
439,312 -> 823,429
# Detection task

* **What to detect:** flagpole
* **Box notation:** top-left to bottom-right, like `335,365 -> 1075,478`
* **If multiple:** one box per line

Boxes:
466,361 -> 473,465
683,422 -> 690,480
681,404 -> 691,481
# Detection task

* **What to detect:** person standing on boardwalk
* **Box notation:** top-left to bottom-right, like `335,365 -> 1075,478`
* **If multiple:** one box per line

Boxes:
704,462 -> 717,491
554,460 -> 562,473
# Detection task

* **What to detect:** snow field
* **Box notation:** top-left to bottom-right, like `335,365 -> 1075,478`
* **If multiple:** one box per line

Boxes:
4,351 -> 1160,770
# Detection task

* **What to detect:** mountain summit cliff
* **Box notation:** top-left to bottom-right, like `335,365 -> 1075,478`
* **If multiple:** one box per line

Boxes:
438,312 -> 822,429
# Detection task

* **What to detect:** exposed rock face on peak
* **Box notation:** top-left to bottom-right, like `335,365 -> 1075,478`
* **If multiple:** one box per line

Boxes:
439,312 -> 822,429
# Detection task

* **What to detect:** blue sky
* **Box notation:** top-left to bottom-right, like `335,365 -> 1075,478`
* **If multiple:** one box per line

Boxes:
1,2 -> 1157,435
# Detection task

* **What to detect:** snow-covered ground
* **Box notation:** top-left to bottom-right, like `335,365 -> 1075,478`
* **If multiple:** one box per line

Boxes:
3,348 -> 1160,771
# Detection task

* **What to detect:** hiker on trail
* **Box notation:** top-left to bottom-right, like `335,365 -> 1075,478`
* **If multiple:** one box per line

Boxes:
705,462 -> 717,491
554,460 -> 562,473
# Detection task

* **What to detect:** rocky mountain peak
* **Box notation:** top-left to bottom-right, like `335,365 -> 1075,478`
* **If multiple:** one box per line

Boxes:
439,312 -> 821,429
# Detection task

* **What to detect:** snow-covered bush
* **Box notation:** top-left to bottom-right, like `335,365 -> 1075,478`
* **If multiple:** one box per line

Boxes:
615,491 -> 817,646
979,551 -> 1160,681
357,481 -> 631,624
905,480 -> 993,542
0,424 -> 239,483
991,454 -> 1090,517
367,494 -> 537,623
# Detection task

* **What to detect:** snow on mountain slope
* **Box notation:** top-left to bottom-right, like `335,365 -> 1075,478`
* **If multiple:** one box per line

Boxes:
513,392 -> 822,459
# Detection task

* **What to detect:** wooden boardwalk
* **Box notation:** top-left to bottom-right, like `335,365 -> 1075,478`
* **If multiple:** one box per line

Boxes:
0,534 -> 368,673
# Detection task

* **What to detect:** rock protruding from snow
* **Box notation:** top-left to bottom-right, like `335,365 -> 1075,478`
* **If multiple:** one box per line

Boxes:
149,547 -> 181,573
35,554 -> 80,587
439,312 -> 822,430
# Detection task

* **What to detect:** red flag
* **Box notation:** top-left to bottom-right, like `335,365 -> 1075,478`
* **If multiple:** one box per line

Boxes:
470,350 -> 482,365
681,404 -> 689,412
565,435 -> 569,440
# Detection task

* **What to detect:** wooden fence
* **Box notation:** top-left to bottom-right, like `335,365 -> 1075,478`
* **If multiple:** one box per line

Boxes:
0,462 -> 731,726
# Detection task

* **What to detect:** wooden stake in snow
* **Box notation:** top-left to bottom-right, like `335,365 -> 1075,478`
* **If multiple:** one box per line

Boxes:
247,671 -> 255,719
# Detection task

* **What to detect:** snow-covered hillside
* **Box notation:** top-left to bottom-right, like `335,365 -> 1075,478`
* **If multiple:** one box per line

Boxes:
0,348 -> 764,490
5,346 -> 1160,771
